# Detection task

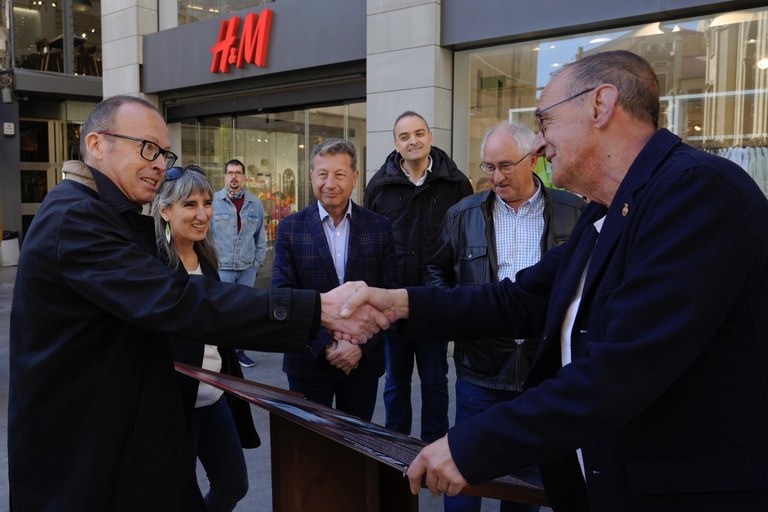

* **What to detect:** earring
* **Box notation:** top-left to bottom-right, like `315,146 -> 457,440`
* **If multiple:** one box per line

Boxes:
165,223 -> 171,243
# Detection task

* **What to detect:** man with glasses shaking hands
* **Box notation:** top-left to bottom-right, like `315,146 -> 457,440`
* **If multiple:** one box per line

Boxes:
8,95 -> 389,511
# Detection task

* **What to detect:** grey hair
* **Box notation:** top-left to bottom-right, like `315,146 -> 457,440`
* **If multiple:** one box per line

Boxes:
80,95 -> 161,158
310,138 -> 357,171
480,121 -> 535,159
560,50 -> 660,128
151,166 -> 218,271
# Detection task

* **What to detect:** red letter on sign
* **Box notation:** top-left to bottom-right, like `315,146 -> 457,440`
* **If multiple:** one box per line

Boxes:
210,16 -> 242,73
236,9 -> 273,69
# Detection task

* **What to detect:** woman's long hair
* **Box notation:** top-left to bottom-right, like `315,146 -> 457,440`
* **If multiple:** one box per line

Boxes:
151,165 -> 219,271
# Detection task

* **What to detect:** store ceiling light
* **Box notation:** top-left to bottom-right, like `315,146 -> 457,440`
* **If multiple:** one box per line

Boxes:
73,0 -> 92,12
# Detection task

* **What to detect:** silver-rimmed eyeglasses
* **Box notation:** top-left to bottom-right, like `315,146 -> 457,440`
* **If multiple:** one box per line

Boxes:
479,152 -> 530,176
97,131 -> 179,169
534,86 -> 597,135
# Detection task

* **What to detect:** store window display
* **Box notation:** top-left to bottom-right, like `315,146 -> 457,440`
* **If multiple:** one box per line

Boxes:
455,6 -> 768,197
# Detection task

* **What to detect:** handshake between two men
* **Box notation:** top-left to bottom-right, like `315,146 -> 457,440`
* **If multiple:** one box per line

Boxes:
318,281 -> 468,498
318,281 -> 409,344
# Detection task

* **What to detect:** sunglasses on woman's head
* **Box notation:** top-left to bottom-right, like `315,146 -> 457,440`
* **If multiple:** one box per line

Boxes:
165,165 -> 206,181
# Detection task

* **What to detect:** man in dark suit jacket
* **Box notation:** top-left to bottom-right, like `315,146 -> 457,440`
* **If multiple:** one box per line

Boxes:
343,50 -> 768,512
272,138 -> 398,420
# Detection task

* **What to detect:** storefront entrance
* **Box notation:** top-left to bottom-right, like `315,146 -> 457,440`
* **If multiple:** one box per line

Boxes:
178,102 -> 366,285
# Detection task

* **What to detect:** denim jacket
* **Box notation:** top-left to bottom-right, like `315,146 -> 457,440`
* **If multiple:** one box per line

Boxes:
211,189 -> 267,271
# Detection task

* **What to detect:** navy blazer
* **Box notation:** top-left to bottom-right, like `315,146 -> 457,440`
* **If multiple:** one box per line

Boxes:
272,201 -> 398,380
404,129 -> 768,512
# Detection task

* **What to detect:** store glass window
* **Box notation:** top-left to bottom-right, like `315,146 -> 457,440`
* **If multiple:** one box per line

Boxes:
12,0 -> 101,76
178,0 -> 273,25
73,2 -> 102,76
455,7 -> 768,197
179,102 -> 366,283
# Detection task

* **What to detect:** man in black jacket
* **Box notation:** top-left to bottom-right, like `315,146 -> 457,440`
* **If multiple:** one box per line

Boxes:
364,111 -> 473,442
425,121 -> 584,512
8,95 -> 387,511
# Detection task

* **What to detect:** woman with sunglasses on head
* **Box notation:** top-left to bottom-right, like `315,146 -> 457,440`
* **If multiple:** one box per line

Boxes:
152,165 -> 258,512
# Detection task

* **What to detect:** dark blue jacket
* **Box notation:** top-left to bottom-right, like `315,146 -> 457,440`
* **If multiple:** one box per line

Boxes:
404,130 -> 768,511
272,201 -> 397,380
364,146 -> 473,286
9,166 -> 315,511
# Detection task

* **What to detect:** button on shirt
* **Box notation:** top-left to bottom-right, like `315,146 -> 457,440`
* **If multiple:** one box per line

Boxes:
494,182 -> 545,282
318,200 -> 353,284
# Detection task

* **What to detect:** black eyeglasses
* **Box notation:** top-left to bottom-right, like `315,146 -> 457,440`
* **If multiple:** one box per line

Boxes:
534,86 -> 597,135
479,152 -> 530,176
97,131 -> 178,169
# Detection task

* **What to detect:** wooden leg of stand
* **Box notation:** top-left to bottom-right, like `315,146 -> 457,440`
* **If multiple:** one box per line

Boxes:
270,414 -> 418,512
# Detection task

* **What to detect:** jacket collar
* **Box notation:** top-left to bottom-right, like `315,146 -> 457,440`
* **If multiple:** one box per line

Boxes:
216,187 -> 254,203
62,160 -> 143,214
584,128 -> 681,292
378,146 -> 462,183
62,160 -> 96,190
90,166 -> 145,214
539,129 -> 681,346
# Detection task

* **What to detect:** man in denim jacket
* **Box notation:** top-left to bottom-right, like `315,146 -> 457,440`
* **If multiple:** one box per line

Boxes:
211,158 -> 267,367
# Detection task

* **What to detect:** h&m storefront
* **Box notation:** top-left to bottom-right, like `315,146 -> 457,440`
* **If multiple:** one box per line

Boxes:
3,0 -> 767,251
141,0 -> 768,283
143,1 -> 367,263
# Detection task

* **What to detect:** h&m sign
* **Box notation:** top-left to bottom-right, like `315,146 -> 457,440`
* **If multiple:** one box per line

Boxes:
210,9 -> 273,74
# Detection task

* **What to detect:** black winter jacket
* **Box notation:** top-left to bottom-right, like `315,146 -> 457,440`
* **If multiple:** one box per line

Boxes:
424,177 -> 585,391
364,146 -> 474,286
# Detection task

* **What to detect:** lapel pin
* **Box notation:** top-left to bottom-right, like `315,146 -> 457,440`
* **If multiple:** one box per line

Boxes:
622,203 -> 629,217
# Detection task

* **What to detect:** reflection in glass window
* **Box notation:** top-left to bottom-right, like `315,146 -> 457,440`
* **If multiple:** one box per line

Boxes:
13,3 -> 62,72
178,0 -> 273,25
21,170 -> 49,203
19,121 -> 49,162
456,7 -> 768,196
73,1 -> 102,76
13,0 -> 101,76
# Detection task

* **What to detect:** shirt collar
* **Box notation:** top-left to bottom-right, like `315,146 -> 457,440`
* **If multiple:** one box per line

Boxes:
594,215 -> 606,233
494,177 -> 543,211
400,155 -> 433,186
317,199 -> 353,224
